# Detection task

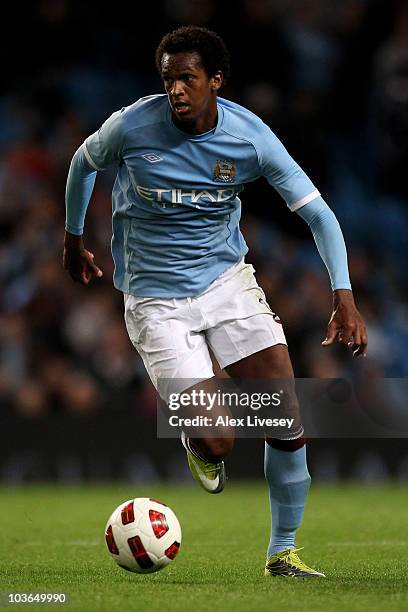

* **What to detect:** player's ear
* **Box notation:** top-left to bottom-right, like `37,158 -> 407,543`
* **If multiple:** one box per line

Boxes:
210,71 -> 223,92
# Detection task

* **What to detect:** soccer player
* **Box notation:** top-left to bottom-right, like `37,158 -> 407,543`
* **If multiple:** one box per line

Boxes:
64,26 -> 367,578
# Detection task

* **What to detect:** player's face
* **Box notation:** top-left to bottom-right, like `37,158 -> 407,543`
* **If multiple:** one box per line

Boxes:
161,52 -> 222,132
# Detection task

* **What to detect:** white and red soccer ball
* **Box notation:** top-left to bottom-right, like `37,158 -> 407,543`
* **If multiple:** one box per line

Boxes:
105,498 -> 182,573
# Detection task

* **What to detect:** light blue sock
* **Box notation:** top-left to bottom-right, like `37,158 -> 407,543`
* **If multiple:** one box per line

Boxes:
264,443 -> 311,559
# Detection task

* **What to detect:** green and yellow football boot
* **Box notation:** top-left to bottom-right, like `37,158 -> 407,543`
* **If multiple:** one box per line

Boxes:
181,432 -> 225,494
265,548 -> 325,578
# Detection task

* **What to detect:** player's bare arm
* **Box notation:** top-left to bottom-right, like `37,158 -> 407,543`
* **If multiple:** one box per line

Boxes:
63,230 -> 103,286
322,288 -> 368,357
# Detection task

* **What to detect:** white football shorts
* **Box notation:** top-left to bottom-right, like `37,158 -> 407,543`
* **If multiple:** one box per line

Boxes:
124,258 -> 287,401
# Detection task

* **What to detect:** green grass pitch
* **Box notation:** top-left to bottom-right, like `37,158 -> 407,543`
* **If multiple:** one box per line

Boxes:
0,483 -> 407,611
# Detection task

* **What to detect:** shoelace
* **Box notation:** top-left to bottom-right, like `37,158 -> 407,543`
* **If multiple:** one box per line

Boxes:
199,459 -> 220,478
280,547 -> 314,572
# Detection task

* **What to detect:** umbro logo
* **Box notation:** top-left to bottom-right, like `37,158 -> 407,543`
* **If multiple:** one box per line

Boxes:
142,153 -> 163,163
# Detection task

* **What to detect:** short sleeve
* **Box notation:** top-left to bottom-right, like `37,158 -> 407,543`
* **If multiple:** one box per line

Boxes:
83,109 -> 125,170
256,123 -> 320,211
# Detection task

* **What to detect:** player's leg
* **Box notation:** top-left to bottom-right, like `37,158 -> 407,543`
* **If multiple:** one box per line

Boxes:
160,375 -> 234,494
123,293 -> 232,493
185,351 -> 233,462
178,351 -> 234,493
225,346 -> 324,577
203,260 -> 324,576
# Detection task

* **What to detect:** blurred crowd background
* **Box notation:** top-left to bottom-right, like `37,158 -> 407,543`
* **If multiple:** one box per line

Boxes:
0,0 -> 407,482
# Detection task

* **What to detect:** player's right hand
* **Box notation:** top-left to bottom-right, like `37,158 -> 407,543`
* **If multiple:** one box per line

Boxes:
63,242 -> 103,286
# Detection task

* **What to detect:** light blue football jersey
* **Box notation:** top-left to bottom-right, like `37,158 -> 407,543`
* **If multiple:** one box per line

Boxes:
77,94 -> 320,297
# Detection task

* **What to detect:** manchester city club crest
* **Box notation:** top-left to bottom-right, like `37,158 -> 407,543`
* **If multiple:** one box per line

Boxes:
214,159 -> 236,183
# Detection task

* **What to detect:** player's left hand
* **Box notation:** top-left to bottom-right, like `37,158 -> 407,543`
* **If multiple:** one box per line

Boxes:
322,289 -> 368,357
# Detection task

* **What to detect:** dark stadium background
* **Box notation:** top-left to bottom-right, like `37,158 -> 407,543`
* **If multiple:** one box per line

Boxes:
0,0 -> 407,484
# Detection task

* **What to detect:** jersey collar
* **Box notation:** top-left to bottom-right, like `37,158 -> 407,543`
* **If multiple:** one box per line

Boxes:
166,100 -> 224,142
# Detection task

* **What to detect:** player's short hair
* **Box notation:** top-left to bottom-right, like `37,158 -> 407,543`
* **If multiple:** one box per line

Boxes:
155,25 -> 230,83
